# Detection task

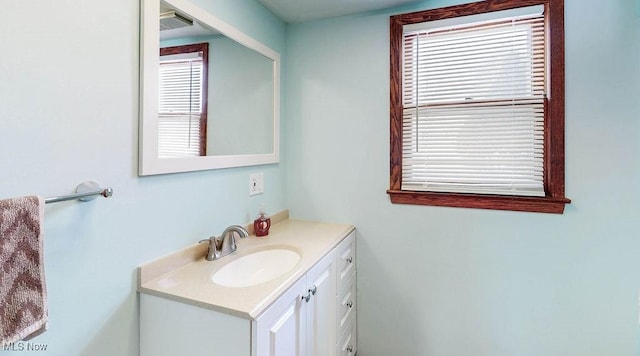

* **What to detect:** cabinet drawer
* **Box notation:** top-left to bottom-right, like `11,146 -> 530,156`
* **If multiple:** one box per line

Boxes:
337,318 -> 357,356
338,273 -> 356,333
337,231 -> 356,287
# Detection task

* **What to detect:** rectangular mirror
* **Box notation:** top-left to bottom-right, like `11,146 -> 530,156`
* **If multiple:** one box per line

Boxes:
140,0 -> 280,175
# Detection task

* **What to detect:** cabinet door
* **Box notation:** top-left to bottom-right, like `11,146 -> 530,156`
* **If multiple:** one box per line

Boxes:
255,277 -> 307,356
305,250 -> 337,356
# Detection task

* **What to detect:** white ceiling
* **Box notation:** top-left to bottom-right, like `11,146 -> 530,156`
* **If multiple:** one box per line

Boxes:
256,0 -> 421,23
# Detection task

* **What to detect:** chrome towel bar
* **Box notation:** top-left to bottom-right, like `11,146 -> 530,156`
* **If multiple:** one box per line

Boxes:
44,181 -> 113,204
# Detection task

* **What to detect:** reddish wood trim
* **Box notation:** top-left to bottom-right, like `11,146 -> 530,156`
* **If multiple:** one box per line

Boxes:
200,43 -> 209,156
388,0 -> 569,213
390,0 -> 550,25
389,17 -> 403,191
388,190 -> 571,214
546,0 -> 566,199
160,42 -> 209,156
159,42 -> 208,57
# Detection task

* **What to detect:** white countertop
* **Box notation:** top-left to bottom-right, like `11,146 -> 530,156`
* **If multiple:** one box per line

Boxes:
138,214 -> 354,319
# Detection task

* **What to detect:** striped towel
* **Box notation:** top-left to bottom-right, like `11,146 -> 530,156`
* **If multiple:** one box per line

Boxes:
0,196 -> 47,345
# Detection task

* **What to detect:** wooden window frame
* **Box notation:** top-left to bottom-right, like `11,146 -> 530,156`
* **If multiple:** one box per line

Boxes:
160,42 -> 209,156
387,0 -> 570,214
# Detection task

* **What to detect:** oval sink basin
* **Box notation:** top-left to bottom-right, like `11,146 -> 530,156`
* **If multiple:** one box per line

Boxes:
212,249 -> 301,288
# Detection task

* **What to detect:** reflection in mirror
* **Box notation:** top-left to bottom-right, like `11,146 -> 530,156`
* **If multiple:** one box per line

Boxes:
139,0 -> 280,175
159,42 -> 208,157
159,4 -> 274,157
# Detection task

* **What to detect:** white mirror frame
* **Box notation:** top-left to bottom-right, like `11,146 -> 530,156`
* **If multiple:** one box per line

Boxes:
139,0 -> 280,175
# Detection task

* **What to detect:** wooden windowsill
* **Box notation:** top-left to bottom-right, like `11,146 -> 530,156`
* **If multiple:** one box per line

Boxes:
387,190 -> 571,214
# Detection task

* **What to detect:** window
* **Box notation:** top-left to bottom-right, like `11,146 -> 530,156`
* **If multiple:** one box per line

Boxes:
388,0 -> 570,213
158,43 -> 208,158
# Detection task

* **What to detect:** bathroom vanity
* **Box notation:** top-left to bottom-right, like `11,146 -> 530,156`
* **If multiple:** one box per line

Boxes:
138,213 -> 357,356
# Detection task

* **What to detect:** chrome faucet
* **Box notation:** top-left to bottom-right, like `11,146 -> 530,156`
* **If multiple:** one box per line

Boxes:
199,225 -> 250,261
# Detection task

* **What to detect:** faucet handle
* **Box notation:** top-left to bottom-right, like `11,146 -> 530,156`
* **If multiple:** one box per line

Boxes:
199,237 -> 221,261
198,238 -> 212,251
199,237 -> 219,248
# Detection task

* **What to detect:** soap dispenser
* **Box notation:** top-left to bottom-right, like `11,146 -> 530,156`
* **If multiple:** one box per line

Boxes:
253,207 -> 271,237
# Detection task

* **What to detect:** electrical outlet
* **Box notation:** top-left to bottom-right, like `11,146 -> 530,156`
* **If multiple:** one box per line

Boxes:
249,173 -> 264,196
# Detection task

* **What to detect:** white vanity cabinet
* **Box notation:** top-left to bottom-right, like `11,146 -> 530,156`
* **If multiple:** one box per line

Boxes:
253,247 -> 336,356
139,229 -> 357,356
255,231 -> 357,356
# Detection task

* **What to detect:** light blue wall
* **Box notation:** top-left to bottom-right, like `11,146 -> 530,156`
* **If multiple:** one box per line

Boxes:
207,36 -> 274,155
285,0 -> 640,355
0,0 -> 285,355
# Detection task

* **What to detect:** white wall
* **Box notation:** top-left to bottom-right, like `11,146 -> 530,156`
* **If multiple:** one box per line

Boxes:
0,0 -> 285,355
285,0 -> 640,355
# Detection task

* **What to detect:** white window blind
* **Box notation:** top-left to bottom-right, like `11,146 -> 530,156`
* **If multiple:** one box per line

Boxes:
401,10 -> 546,197
158,54 -> 203,158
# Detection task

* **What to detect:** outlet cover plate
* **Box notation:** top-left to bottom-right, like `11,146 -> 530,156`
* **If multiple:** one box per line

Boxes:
249,173 -> 264,196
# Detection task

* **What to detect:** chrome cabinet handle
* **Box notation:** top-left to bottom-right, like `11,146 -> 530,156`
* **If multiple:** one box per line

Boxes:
302,285 -> 317,303
346,256 -> 353,264
346,301 -> 353,309
301,292 -> 311,303
346,345 -> 354,353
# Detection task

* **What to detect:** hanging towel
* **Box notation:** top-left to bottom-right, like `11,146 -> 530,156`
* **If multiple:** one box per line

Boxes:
0,196 -> 47,345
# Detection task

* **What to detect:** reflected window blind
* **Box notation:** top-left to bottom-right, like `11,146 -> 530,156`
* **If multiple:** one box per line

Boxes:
401,11 -> 546,197
158,56 -> 203,158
